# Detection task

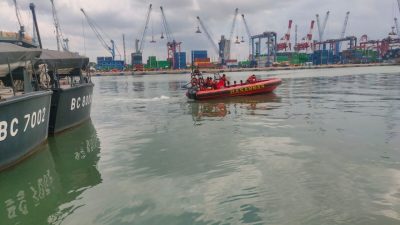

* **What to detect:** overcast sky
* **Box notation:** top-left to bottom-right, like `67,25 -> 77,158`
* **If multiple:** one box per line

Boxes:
1,0 -> 399,63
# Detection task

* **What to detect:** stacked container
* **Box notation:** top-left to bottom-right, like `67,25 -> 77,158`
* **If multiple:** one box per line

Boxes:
191,50 -> 208,62
312,50 -> 334,65
157,60 -> 171,69
173,52 -> 186,69
96,57 -> 124,70
131,52 -> 143,66
147,56 -> 157,69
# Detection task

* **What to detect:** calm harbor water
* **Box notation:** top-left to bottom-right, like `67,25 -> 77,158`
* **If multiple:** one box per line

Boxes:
1,66 -> 400,225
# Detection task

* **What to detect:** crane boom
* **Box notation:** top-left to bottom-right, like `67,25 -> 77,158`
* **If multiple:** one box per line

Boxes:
307,20 -> 315,41
139,4 -> 152,53
316,11 -> 329,42
321,11 -> 330,41
241,14 -> 252,40
340,11 -> 350,39
50,0 -> 69,51
395,18 -> 400,38
160,6 -> 174,42
13,0 -> 26,43
316,14 -> 321,41
286,20 -> 293,41
13,0 -> 23,28
398,0 -> 400,14
338,11 -> 350,51
196,16 -> 219,55
81,8 -> 115,60
228,8 -> 239,41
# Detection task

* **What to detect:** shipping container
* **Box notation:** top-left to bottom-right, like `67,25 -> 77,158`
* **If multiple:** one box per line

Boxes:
239,61 -> 250,67
194,58 -> 211,63
157,60 -> 171,69
174,52 -> 186,69
191,50 -> 208,62
96,59 -> 124,70
147,56 -> 157,68
131,52 -> 143,66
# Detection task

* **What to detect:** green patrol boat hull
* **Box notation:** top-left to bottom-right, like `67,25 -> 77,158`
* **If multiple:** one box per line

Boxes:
48,83 -> 94,134
0,91 -> 52,170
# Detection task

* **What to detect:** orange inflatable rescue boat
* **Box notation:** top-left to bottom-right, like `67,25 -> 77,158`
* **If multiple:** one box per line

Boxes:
186,70 -> 281,100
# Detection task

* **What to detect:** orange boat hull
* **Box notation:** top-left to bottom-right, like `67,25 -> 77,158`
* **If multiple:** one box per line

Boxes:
187,78 -> 282,100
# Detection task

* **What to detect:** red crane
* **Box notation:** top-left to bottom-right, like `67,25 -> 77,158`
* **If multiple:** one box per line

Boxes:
277,20 -> 293,52
294,20 -> 315,52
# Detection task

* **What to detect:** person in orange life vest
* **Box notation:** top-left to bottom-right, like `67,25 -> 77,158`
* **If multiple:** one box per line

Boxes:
246,74 -> 257,84
216,74 -> 226,89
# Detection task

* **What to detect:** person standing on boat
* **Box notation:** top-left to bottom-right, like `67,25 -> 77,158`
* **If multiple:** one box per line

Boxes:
246,74 -> 257,84
216,75 -> 226,89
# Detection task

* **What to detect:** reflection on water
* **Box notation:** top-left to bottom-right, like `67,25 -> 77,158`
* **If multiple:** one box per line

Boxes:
0,121 -> 101,225
190,94 -> 281,122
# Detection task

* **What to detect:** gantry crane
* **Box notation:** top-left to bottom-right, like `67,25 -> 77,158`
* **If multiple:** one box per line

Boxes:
294,20 -> 315,52
316,11 -> 330,42
81,8 -> 118,60
160,6 -> 182,68
50,0 -> 69,51
277,20 -> 293,52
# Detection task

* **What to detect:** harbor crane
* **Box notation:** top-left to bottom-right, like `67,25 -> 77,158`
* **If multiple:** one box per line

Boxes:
277,20 -> 293,51
160,6 -> 182,68
294,20 -> 315,52
50,0 -> 69,51
316,11 -> 330,42
81,8 -> 118,60
196,16 -> 220,60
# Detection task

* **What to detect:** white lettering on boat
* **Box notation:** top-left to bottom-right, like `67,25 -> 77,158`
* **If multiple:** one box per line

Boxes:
70,94 -> 92,111
0,107 -> 47,142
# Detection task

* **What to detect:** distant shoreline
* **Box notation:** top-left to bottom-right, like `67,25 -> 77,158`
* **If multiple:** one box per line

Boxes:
93,63 -> 399,76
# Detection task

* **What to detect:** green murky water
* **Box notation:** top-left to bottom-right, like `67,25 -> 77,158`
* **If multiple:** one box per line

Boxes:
1,66 -> 400,225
